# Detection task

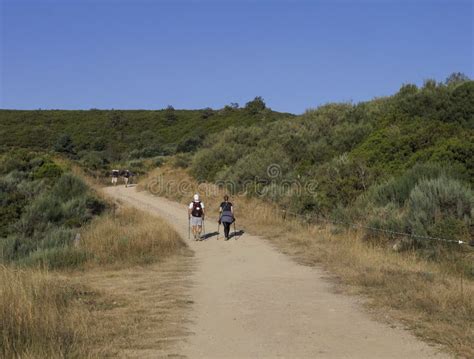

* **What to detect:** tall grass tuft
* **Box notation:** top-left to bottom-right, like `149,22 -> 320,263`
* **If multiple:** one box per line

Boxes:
0,266 -> 89,358
81,207 -> 187,266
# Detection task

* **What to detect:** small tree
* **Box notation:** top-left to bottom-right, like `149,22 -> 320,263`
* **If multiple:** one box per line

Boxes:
245,96 -> 266,115
423,79 -> 437,90
164,105 -> 177,123
223,102 -> 239,114
201,107 -> 214,119
445,72 -> 470,86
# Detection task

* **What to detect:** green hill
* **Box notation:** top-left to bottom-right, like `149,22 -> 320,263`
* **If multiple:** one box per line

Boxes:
0,99 -> 293,162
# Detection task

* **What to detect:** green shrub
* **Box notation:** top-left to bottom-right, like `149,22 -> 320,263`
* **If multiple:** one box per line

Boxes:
51,173 -> 88,202
358,175 -> 472,252
32,161 -> 63,181
0,164 -> 106,266
406,176 -> 472,239
17,194 -> 64,236
364,163 -> 453,207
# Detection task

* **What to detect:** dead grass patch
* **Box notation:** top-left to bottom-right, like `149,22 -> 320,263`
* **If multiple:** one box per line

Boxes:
0,266 -> 93,358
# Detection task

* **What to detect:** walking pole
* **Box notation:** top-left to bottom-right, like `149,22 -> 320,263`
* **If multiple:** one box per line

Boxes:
202,218 -> 206,237
188,216 -> 190,240
217,222 -> 220,240
233,220 -> 237,240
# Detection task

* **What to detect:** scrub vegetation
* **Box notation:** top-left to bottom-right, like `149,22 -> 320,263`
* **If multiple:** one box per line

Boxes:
190,77 -> 474,254
0,98 -> 292,177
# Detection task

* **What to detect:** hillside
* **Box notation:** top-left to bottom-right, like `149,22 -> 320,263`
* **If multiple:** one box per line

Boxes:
0,99 -> 293,162
190,79 -> 473,249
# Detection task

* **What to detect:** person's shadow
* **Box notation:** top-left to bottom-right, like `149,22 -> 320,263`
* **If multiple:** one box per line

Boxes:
229,230 -> 245,239
200,230 -> 245,240
200,231 -> 219,240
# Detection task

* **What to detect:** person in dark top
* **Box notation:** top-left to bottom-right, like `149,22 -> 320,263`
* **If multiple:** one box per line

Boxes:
219,195 -> 234,240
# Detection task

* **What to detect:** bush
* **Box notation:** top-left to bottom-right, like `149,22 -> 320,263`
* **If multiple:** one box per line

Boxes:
51,173 -> 88,202
358,175 -> 473,252
406,176 -> 472,240
32,161 -> 63,181
0,168 -> 106,266
245,96 -> 266,115
364,163 -> 452,207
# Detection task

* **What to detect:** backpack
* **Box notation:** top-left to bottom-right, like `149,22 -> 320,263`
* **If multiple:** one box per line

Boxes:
191,201 -> 203,217
221,202 -> 232,212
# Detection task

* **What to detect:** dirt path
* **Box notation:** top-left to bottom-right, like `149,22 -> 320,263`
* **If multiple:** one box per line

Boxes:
104,186 -> 449,359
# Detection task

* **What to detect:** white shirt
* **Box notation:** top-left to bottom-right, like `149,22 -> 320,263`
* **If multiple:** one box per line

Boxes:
189,201 -> 205,210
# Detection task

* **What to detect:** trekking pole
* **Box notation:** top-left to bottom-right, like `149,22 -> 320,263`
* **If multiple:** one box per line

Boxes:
202,218 -> 206,237
188,217 -> 190,240
234,220 -> 237,240
217,222 -> 220,240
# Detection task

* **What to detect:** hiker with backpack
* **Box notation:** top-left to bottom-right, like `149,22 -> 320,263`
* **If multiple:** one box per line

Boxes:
111,169 -> 119,185
218,195 -> 234,240
188,194 -> 205,241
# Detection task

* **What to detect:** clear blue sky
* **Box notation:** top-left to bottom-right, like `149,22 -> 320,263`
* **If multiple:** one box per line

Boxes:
1,0 -> 472,114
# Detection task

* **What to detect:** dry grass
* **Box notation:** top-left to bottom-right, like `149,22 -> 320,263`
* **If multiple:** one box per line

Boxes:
0,266 -> 92,358
1,201 -> 191,357
140,165 -> 474,358
73,205 -> 193,357
72,255 -> 194,358
81,207 -> 188,267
